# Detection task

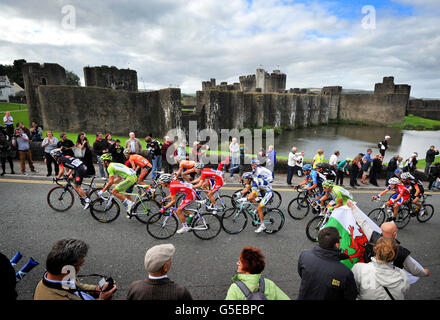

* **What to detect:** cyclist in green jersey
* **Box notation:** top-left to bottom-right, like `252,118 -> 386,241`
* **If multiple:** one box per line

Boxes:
98,153 -> 137,212
317,180 -> 353,213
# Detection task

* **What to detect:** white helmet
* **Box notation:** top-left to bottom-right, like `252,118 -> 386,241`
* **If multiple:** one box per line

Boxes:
158,173 -> 173,184
388,177 -> 400,185
194,162 -> 204,169
400,172 -> 414,180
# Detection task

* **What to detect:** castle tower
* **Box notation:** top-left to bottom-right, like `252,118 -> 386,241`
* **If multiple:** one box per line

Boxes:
84,65 -> 138,91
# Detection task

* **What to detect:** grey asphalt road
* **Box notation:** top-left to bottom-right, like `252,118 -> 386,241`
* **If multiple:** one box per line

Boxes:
1,177 -> 439,301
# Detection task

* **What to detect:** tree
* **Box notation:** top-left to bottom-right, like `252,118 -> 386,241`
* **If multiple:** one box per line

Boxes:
0,59 -> 26,88
66,70 -> 80,86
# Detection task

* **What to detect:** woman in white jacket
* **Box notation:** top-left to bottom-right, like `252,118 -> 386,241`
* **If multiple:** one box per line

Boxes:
352,237 -> 410,300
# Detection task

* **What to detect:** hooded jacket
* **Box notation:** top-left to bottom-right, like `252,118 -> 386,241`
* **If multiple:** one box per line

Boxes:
351,258 -> 410,300
225,273 -> 290,300
297,246 -> 358,300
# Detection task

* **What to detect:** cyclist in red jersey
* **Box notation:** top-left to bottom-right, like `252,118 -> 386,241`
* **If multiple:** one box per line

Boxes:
158,173 -> 197,234
192,163 -> 224,213
372,177 -> 410,221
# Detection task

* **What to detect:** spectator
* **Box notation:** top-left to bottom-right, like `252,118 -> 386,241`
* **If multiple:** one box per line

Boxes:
34,238 -> 117,300
57,133 -> 75,157
161,136 -> 175,174
145,136 -> 162,179
190,140 -> 208,163
127,244 -> 192,300
29,121 -> 43,142
93,132 -> 109,179
369,153 -> 383,186
266,145 -> 276,179
335,158 -> 351,186
297,227 -> 358,300
385,154 -> 399,186
42,131 -> 59,177
3,111 -> 14,138
125,132 -> 142,155
396,156 -> 404,170
378,136 -> 391,157
225,246 -> 290,300
257,148 -> 266,166
361,149 -> 373,185
105,133 -> 115,147
425,146 -> 439,175
176,140 -> 187,161
329,150 -> 339,172
351,237 -> 410,300
404,153 -> 418,174
0,130 -> 15,175
16,122 -> 30,137
76,132 -> 95,177
109,139 -> 125,164
296,151 -> 304,175
312,149 -> 324,169
229,137 -> 240,169
428,162 -> 440,190
13,128 -> 36,175
287,147 -> 299,186
0,251 -> 17,300
349,155 -> 362,188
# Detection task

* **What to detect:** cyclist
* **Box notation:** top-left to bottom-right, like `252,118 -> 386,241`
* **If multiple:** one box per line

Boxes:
51,148 -> 91,210
250,159 -> 273,183
394,168 -> 403,179
158,173 -> 197,234
297,163 -> 325,195
400,172 -> 424,212
124,150 -> 153,185
238,172 -> 273,233
174,156 -> 197,182
372,177 -> 410,222
318,180 -> 354,213
98,153 -> 137,214
192,163 -> 224,213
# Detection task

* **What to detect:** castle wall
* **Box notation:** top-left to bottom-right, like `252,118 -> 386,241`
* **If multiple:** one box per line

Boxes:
84,66 -> 138,91
408,99 -> 440,121
37,86 -> 181,138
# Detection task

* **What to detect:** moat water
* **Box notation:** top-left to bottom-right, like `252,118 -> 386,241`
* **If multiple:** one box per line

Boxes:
272,125 -> 440,162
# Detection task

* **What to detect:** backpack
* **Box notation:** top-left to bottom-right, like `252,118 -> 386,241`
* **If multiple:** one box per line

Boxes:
234,277 -> 267,300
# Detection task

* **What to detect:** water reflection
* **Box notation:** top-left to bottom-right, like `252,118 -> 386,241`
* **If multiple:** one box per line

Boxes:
273,125 -> 440,162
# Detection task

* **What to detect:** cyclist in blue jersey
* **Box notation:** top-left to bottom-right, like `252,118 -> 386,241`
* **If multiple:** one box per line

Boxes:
298,163 -> 325,194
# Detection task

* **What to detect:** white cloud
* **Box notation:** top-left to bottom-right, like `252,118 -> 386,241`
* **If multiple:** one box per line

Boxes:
0,0 -> 439,98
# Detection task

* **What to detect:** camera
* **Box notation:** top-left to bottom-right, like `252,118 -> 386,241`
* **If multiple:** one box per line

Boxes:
98,276 -> 115,292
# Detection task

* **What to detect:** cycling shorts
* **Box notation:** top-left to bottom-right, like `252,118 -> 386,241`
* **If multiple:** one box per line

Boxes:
115,175 -> 137,192
258,190 -> 273,207
178,191 -> 197,211
208,178 -> 224,194
139,166 -> 152,181
73,165 -> 87,186
388,193 -> 407,206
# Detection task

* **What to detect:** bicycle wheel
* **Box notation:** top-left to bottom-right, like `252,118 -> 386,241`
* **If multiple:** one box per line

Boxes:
367,208 -> 385,227
191,213 -> 222,240
416,204 -> 434,223
89,198 -> 120,223
47,186 -> 74,212
132,200 -> 161,224
88,187 -> 103,203
306,215 -> 326,242
395,207 -> 411,229
287,196 -> 310,220
266,190 -> 282,209
221,208 -> 248,234
146,213 -> 178,239
263,208 -> 285,234
231,189 -> 250,208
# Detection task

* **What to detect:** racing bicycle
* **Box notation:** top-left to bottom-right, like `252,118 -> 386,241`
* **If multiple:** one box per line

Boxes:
305,207 -> 332,242
287,187 -> 326,220
367,199 -> 411,229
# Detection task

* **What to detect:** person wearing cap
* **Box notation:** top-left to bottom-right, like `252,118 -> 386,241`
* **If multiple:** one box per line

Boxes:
378,136 -> 391,157
127,244 -> 192,300
335,158 -> 351,186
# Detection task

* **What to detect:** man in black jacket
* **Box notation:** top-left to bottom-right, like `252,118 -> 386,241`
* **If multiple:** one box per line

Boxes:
378,136 -> 390,157
297,227 -> 358,300
386,154 -> 399,186
425,145 -> 439,175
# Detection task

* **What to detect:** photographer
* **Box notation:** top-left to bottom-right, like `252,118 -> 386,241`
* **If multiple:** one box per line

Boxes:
34,238 -> 117,300
13,128 -> 36,175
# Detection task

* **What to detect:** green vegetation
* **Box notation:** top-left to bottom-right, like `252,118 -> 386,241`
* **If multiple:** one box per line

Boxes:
1,103 -> 29,127
388,114 -> 440,131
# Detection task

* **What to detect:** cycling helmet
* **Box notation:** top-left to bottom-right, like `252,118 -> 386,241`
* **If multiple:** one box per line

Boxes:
388,177 -> 400,185
346,158 -> 352,162
251,159 -> 260,165
322,180 -> 334,188
401,172 -> 414,180
241,172 -> 253,180
123,149 -> 131,155
50,148 -> 63,158
394,168 -> 402,175
158,173 -> 173,184
194,162 -> 204,169
100,153 -> 112,162
302,164 -> 312,171
316,163 -> 326,169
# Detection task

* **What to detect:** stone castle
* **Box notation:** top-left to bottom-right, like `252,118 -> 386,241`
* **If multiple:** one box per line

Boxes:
21,62 -> 436,139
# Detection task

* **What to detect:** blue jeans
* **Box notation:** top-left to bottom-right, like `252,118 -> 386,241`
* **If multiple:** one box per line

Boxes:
97,155 -> 106,178
152,155 -> 162,179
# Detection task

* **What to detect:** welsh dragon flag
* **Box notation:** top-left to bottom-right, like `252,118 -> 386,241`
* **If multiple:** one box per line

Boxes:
323,203 -> 381,269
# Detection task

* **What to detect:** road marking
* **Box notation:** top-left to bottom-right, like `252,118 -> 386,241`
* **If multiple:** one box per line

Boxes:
1,178 -> 438,195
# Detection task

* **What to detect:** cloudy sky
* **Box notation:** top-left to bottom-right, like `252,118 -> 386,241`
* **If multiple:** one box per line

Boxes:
1,0 -> 439,98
